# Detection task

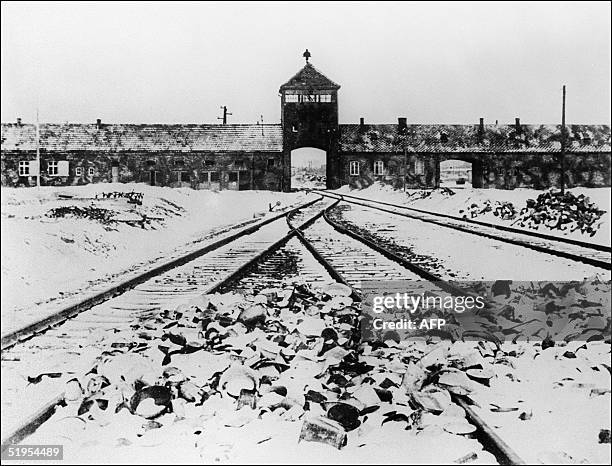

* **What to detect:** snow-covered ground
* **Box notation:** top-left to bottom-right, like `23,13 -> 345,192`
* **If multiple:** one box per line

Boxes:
0,184 -> 306,334
334,184 -> 611,247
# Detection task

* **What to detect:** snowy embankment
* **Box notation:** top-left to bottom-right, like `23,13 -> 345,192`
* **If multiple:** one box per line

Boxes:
0,184 -> 306,334
335,184 -> 611,247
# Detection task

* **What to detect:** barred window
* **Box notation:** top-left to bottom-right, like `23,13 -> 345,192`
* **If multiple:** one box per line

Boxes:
349,161 -> 360,176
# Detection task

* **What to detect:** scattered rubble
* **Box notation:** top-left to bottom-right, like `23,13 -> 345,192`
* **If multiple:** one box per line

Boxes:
29,279 -> 500,462
460,190 -> 606,236
46,205 -> 116,223
460,201 -> 517,220
94,191 -> 144,205
513,190 -> 606,236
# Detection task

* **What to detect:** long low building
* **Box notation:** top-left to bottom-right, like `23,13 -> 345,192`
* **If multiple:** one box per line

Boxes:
2,56 -> 610,191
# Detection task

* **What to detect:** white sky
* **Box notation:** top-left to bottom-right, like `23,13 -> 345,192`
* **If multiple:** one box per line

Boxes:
1,1 -> 610,125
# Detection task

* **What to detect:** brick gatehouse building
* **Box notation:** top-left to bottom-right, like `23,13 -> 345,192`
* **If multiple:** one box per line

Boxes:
2,53 -> 610,191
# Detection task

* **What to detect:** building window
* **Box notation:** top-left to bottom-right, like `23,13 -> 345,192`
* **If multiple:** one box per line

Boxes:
19,161 -> 30,176
349,161 -> 360,176
88,167 -> 95,177
210,172 -> 220,182
267,158 -> 276,168
319,94 -> 332,103
48,161 -> 59,175
285,95 -> 299,103
76,167 -> 83,176
415,159 -> 425,175
181,171 -> 190,182
373,160 -> 385,175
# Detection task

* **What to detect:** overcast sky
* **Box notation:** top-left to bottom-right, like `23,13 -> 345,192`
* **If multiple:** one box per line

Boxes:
1,1 -> 610,125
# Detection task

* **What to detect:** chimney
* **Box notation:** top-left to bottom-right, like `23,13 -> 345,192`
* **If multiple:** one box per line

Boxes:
16,118 -> 22,126
96,118 -> 102,129
398,117 -> 407,130
515,117 -> 521,134
360,117 -> 365,127
478,117 -> 485,142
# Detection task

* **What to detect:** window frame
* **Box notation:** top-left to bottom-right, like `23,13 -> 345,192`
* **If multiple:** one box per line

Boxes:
415,159 -> 425,175
88,167 -> 95,177
373,160 -> 385,176
19,161 -> 30,176
349,161 -> 360,176
47,160 -> 59,176
75,166 -> 83,176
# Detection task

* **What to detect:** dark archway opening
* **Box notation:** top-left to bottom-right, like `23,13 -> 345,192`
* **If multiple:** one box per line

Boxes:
290,148 -> 327,189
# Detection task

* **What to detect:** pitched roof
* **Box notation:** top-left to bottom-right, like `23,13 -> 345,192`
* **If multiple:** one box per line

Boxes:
1,123 -> 283,153
339,124 -> 611,153
279,63 -> 341,92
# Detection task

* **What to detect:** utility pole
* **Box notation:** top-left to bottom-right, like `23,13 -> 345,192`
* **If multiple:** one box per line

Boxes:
403,147 -> 407,193
36,108 -> 40,188
560,85 -> 566,195
217,106 -> 232,125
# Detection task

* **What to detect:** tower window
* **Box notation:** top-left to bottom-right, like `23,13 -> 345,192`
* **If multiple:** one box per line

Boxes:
285,95 -> 299,103
373,160 -> 385,175
349,161 -> 360,176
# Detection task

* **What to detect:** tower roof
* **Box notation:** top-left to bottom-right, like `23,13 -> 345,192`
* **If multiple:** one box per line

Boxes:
279,63 -> 340,92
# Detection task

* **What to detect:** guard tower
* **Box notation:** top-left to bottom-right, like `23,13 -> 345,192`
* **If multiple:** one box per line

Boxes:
279,50 -> 341,190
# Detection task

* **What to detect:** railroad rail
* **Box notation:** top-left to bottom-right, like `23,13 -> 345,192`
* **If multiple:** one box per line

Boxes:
0,197 -> 323,352
1,196 -> 527,464
312,189 -> 611,270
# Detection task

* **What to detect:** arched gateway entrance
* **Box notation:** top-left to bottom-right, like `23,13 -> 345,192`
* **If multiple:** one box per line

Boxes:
291,148 -> 327,189
279,56 -> 341,191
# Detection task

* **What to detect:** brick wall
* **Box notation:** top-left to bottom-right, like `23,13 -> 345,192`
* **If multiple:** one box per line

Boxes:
340,151 -> 611,190
0,151 -> 284,190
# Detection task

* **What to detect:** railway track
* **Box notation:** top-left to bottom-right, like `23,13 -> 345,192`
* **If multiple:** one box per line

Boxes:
2,197 -> 531,464
312,190 -> 611,270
